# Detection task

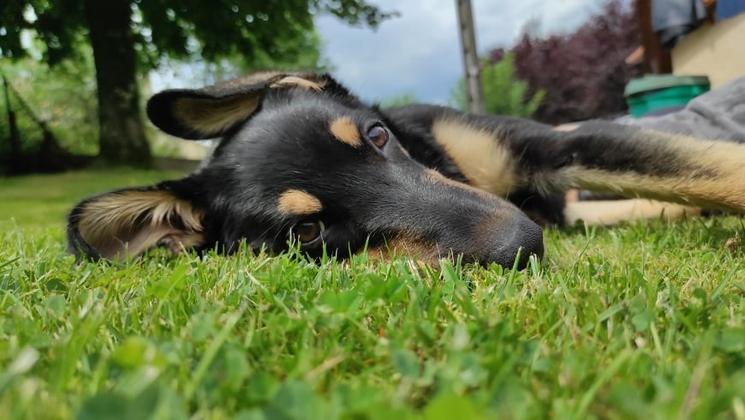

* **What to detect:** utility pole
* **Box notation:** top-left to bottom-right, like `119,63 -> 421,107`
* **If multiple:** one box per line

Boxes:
455,0 -> 485,114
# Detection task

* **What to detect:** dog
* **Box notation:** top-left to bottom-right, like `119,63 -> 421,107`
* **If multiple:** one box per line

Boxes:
66,72 -> 745,268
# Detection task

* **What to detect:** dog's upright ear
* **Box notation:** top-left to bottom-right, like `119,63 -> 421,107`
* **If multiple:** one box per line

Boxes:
146,72 -> 339,139
67,179 -> 206,261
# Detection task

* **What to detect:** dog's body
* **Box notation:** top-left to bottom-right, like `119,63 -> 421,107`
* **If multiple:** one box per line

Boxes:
67,72 -> 745,268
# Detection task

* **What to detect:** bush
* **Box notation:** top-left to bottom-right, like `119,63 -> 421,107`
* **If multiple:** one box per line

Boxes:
451,53 -> 544,117
493,0 -> 641,124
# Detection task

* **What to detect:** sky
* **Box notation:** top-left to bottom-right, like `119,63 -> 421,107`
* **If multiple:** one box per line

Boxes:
315,0 -> 608,104
150,0 -> 615,102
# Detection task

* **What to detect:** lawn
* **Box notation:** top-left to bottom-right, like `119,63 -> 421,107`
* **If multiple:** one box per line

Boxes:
0,170 -> 743,419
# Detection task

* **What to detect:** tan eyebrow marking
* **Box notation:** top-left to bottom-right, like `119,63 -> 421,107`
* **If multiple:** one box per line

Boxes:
329,117 -> 362,147
277,189 -> 323,216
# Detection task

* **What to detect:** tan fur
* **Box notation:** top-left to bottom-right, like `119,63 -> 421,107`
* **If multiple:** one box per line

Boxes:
78,190 -> 204,260
159,231 -> 206,254
277,189 -> 323,216
553,123 -> 580,132
541,132 -> 745,212
218,71 -> 282,89
425,168 -> 463,187
172,95 -> 260,137
366,235 -> 441,264
214,72 -> 319,91
432,119 -> 519,195
425,168 -> 493,198
556,166 -> 745,212
672,133 -> 745,210
270,76 -> 324,91
564,199 -> 701,226
169,74 -> 323,137
329,117 -> 362,147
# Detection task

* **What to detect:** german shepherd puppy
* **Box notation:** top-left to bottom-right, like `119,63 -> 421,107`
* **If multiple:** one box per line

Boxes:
67,72 -> 745,268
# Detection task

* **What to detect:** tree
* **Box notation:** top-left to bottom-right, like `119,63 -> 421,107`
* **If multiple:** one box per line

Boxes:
0,1 -> 392,165
451,54 -> 544,118
1,55 -> 98,157
491,0 -> 640,124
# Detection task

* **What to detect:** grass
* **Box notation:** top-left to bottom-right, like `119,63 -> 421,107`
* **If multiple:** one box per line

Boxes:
0,169 -> 743,419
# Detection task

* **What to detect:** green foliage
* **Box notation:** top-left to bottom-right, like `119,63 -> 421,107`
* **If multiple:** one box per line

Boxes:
156,31 -> 329,91
481,54 -> 544,117
0,1 -> 393,70
0,54 -> 98,155
1,1 -> 392,165
1,170 -> 744,418
379,94 -> 418,108
452,54 -> 544,117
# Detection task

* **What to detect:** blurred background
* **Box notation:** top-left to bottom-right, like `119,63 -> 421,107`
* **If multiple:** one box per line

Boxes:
0,0 -> 744,175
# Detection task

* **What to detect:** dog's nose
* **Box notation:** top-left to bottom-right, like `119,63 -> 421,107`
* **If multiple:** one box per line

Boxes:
480,215 -> 544,269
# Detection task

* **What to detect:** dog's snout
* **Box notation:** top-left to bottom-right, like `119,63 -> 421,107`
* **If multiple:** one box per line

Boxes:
424,173 -> 545,269
479,215 -> 544,269
362,166 -> 545,269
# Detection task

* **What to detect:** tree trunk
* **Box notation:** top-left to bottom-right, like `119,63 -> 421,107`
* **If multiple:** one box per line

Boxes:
83,0 -> 151,165
2,76 -> 21,163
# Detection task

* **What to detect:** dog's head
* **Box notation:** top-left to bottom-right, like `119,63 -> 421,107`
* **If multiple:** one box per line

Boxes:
67,72 -> 543,268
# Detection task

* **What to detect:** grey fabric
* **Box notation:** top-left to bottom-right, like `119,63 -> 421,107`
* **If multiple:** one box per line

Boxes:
616,76 -> 745,143
652,0 -> 707,31
652,0 -> 708,46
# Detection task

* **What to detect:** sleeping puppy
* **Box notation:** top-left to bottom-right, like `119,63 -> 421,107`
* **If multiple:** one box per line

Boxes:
67,72 -> 745,268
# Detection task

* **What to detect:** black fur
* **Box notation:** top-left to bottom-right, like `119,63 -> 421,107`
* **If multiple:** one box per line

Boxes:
66,72 -> 745,268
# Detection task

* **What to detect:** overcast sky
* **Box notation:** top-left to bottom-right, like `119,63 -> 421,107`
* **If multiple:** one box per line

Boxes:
151,1 -> 615,102
315,0 -> 608,104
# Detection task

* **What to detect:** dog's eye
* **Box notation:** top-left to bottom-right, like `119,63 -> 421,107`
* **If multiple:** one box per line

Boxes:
366,125 -> 389,149
291,221 -> 324,244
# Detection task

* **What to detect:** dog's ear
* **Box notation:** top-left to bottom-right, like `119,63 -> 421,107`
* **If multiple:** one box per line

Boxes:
67,180 -> 206,261
146,72 -> 333,139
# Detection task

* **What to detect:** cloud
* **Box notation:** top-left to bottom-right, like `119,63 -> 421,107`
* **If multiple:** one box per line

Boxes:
316,0 -> 606,104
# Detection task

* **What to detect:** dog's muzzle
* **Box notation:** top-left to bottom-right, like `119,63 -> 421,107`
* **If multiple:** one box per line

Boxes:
358,165 -> 544,269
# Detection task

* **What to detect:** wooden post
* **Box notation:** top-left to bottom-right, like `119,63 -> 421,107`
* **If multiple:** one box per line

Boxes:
455,0 -> 485,113
635,0 -> 672,74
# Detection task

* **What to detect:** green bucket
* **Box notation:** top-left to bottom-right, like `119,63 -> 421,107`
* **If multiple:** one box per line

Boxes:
624,75 -> 710,117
